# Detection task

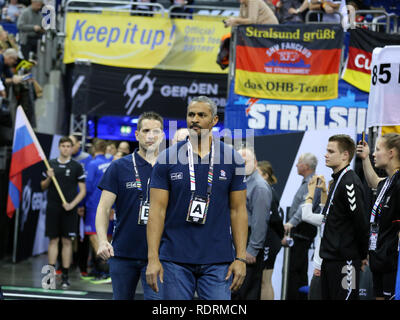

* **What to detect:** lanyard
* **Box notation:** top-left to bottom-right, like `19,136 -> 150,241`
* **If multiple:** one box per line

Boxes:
370,170 -> 398,223
187,138 -> 215,196
324,166 -> 352,219
132,152 -> 149,201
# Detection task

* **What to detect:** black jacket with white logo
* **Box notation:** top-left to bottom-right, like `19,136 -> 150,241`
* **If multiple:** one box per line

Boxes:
320,166 -> 369,261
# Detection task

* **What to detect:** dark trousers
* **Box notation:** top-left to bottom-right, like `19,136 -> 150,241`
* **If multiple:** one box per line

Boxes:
21,37 -> 40,60
308,274 -> 322,300
321,259 -> 361,300
76,235 -> 90,273
287,238 -> 312,300
232,251 -> 264,300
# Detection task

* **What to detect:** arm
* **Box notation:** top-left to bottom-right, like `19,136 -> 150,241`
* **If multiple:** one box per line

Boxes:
247,186 -> 272,261
96,190 -> 116,260
350,182 -> 369,260
146,188 -> 169,293
226,189 -> 248,292
356,141 -> 384,189
40,168 -> 54,190
17,10 -> 39,32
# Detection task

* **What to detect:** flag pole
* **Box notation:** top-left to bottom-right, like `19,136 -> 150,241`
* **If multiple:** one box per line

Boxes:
43,158 -> 67,205
12,208 -> 19,263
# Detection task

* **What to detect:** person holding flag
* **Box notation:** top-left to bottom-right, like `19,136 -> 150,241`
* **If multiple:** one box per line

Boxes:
357,133 -> 400,300
41,136 -> 86,289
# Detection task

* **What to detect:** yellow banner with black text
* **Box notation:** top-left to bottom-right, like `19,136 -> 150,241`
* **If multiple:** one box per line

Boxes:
63,13 -> 228,74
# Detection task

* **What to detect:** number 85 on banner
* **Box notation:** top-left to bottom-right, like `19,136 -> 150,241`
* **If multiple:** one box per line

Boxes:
367,46 -> 400,128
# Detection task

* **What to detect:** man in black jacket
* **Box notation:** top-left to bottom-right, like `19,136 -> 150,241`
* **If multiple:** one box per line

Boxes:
320,134 -> 369,300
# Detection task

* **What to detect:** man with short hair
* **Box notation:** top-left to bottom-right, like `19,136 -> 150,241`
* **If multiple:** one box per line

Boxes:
319,134 -> 369,300
96,112 -> 164,299
41,136 -> 86,289
17,0 -> 45,59
283,152 -> 319,300
84,139 -> 113,283
232,147 -> 272,300
146,96 -> 248,300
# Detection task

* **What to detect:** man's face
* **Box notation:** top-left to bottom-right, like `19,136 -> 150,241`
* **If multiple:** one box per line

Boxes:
135,119 -> 164,154
69,136 -> 80,155
118,142 -> 130,154
31,1 -> 43,11
59,142 -> 72,158
296,157 -> 308,176
239,149 -> 256,176
373,138 -> 390,169
106,144 -> 117,156
325,141 -> 346,169
186,102 -> 218,139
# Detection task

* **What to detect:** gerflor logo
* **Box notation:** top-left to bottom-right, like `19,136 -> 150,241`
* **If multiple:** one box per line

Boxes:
123,71 -> 156,115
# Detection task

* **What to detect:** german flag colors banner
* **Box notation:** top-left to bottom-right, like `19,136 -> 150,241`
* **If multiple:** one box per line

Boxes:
234,24 -> 343,101
342,28 -> 400,92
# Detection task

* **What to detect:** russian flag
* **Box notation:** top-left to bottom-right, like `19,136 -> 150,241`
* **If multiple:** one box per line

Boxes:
6,106 -> 46,218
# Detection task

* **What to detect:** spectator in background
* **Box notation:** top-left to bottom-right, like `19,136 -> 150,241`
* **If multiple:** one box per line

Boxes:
105,141 -> 117,159
0,25 -> 18,52
117,141 -> 130,155
169,0 -> 194,19
0,48 -> 21,87
224,0 -> 279,27
131,0 -> 157,17
17,0 -> 45,59
283,153 -> 319,300
257,160 -> 284,300
279,0 -> 309,23
2,0 -> 23,23
232,147 -> 272,300
308,0 -> 342,23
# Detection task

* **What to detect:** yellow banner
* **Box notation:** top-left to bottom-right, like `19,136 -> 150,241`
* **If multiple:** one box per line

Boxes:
234,70 -> 339,101
63,13 -> 227,74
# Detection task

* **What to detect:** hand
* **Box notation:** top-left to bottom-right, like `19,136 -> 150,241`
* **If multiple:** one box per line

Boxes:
356,140 -> 370,160
225,260 -> 246,292
284,222 -> 293,234
224,17 -> 235,27
313,268 -> 321,277
46,168 -> 55,179
33,25 -> 44,32
146,258 -> 164,293
77,206 -> 85,217
288,8 -> 297,14
316,175 -> 327,193
97,240 -> 114,261
12,75 -> 23,84
307,175 -> 318,194
361,258 -> 369,272
246,252 -> 256,264
281,236 -> 292,246
323,3 -> 335,14
62,202 -> 74,211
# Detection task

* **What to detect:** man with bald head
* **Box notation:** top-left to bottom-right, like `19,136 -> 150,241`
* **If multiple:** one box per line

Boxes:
232,146 -> 273,300
118,141 -> 130,155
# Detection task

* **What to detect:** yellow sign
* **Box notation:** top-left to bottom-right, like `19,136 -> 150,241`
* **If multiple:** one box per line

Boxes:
64,13 -> 227,74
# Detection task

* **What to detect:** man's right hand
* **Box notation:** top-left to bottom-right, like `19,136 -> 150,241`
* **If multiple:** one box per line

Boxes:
146,258 -> 163,293
356,141 -> 370,160
33,25 -> 44,32
283,222 -> 293,234
97,240 -> 114,261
